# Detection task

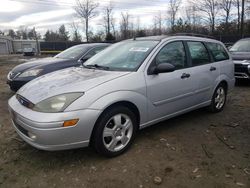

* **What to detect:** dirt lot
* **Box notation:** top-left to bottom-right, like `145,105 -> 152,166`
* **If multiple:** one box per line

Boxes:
0,55 -> 249,188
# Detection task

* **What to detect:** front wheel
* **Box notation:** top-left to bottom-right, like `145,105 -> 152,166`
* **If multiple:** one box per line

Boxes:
92,106 -> 137,157
208,84 -> 227,113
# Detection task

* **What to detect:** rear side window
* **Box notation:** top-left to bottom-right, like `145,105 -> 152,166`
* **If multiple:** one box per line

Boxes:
187,41 -> 210,66
206,43 -> 229,62
155,41 -> 186,69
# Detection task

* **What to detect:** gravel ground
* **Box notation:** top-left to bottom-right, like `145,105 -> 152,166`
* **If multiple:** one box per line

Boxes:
0,55 -> 249,188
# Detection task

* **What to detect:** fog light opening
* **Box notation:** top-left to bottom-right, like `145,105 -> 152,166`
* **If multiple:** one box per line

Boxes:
63,119 -> 79,127
28,132 -> 37,140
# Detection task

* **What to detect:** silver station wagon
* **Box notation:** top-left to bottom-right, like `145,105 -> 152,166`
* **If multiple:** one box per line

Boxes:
8,35 -> 235,157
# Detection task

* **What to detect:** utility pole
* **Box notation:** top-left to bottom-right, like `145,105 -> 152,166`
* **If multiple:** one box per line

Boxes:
33,27 -> 40,55
241,0 -> 245,38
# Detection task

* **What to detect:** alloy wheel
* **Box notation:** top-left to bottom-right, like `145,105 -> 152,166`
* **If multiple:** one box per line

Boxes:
214,87 -> 226,110
102,113 -> 133,152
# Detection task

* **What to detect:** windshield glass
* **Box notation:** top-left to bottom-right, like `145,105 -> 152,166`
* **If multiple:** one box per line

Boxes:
55,45 -> 88,59
84,40 -> 159,71
230,40 -> 250,52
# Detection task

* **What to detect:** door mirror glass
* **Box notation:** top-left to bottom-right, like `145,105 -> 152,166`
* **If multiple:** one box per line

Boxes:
151,63 -> 175,74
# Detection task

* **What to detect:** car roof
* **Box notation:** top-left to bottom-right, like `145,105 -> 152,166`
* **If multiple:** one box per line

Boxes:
129,34 -> 221,44
238,38 -> 250,41
74,43 -> 111,49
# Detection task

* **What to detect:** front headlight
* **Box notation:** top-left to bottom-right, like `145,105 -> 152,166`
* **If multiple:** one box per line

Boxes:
18,69 -> 43,78
33,93 -> 84,113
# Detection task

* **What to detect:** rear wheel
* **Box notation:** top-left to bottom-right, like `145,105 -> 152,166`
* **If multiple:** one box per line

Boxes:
208,84 -> 227,113
92,106 -> 137,157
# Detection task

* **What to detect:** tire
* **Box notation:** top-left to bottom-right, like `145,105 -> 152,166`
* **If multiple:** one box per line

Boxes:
208,83 -> 227,113
92,106 -> 137,157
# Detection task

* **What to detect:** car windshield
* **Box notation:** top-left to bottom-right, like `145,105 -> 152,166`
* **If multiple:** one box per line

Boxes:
54,45 -> 88,59
230,40 -> 250,52
84,40 -> 159,71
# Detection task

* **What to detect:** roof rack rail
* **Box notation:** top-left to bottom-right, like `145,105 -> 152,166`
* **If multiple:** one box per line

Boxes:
170,33 -> 215,39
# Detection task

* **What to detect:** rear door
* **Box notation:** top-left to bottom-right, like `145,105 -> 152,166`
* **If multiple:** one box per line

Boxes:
185,41 -> 220,104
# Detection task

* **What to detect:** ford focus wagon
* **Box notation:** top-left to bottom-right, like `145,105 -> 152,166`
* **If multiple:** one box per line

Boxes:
8,35 -> 235,157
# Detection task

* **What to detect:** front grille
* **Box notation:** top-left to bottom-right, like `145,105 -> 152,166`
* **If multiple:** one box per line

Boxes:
10,109 -> 29,137
235,64 -> 250,74
14,120 -> 29,137
16,94 -> 34,109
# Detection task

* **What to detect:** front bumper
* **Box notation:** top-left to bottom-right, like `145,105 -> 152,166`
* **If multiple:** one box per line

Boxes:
7,79 -> 28,92
6,72 -> 34,91
8,96 -> 101,151
234,62 -> 250,79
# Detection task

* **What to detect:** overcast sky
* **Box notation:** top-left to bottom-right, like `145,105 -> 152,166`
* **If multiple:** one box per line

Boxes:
0,0 -> 189,36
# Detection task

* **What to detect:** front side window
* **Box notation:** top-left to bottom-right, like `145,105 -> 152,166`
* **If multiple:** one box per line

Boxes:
84,40 -> 159,71
206,42 -> 229,62
187,41 -> 210,66
155,41 -> 186,69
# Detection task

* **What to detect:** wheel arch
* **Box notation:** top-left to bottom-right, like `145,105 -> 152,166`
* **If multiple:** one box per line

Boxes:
219,80 -> 228,92
89,100 -> 141,146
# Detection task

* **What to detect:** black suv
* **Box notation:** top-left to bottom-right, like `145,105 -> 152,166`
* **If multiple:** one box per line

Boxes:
229,38 -> 250,80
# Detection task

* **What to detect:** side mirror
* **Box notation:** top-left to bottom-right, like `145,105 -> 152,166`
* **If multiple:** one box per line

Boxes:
77,58 -> 88,66
149,63 -> 175,75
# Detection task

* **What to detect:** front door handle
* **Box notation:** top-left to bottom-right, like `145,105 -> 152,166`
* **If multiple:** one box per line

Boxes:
181,73 -> 191,79
210,66 -> 216,71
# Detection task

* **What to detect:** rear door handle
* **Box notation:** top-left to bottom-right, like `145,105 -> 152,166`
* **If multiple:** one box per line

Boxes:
210,66 -> 216,71
181,73 -> 191,79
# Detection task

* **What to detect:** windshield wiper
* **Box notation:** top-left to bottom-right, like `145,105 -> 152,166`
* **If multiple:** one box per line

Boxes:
83,64 -> 110,70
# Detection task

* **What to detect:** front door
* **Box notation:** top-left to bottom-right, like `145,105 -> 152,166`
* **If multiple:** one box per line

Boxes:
145,41 -> 197,121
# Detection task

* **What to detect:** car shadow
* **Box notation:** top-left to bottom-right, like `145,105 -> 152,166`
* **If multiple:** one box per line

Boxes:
235,79 -> 250,87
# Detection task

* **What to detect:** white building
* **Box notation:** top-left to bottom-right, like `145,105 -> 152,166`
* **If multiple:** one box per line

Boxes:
0,35 -> 13,55
13,39 -> 41,53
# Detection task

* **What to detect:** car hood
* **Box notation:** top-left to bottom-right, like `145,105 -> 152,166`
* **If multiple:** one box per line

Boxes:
17,67 -> 131,104
11,57 -> 72,73
230,52 -> 250,61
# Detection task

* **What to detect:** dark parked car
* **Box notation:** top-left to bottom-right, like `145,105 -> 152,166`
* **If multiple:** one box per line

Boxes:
229,38 -> 250,80
7,43 -> 110,91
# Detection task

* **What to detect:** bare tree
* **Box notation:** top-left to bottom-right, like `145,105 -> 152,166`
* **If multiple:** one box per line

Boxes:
153,11 -> 163,35
168,0 -> 181,32
111,18 -> 117,37
233,0 -> 248,36
233,0 -> 241,33
185,4 -> 201,26
193,0 -> 219,33
136,16 -> 141,31
120,12 -> 130,39
103,2 -> 115,38
74,0 -> 99,42
220,0 -> 233,25
246,0 -> 250,19
240,0 -> 246,37
70,21 -> 82,42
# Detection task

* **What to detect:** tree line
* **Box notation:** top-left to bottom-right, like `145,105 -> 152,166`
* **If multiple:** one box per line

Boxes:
1,0 -> 250,43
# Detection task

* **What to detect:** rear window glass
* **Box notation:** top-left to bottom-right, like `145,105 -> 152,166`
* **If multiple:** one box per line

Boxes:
206,43 -> 229,62
187,41 -> 210,66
